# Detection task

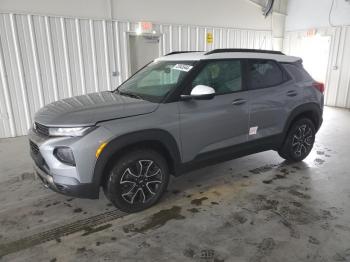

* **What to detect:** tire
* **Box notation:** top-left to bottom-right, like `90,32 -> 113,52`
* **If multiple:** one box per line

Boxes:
103,149 -> 169,213
278,118 -> 316,162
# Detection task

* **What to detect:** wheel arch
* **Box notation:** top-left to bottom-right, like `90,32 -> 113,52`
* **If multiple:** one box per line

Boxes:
92,129 -> 181,189
283,102 -> 322,140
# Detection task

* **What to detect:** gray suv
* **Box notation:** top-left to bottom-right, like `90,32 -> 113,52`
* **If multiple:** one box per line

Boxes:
28,49 -> 324,212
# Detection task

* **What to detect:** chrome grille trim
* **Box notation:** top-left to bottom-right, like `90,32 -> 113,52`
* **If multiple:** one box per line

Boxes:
34,122 -> 49,136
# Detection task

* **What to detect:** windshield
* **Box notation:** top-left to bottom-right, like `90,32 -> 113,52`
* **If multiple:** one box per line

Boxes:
116,60 -> 195,102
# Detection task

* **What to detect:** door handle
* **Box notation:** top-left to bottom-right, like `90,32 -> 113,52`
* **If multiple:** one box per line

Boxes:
232,99 -> 247,105
287,90 -> 298,97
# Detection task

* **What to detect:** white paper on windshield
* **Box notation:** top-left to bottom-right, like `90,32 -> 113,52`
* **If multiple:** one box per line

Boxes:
172,64 -> 193,72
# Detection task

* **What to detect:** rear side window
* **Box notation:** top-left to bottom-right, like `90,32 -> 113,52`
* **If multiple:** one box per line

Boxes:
247,60 -> 285,89
282,63 -> 313,82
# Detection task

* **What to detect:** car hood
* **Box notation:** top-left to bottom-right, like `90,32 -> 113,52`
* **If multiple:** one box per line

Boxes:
34,91 -> 159,127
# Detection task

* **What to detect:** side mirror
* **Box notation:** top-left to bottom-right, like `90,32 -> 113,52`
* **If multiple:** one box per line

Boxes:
181,85 -> 215,100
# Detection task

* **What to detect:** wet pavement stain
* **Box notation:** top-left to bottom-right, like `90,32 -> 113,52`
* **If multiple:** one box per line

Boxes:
249,164 -> 278,175
308,236 -> 320,245
288,189 -> 311,199
274,174 -> 286,179
212,191 -> 221,196
261,167 -> 292,184
278,205 -> 320,225
191,197 -> 208,206
63,203 -> 72,208
243,188 -> 330,238
251,195 -> 279,211
262,179 -> 273,184
138,241 -> 150,248
76,247 -> 86,253
32,210 -> 44,216
335,225 -> 350,232
280,219 -> 300,239
280,168 -> 289,175
250,238 -> 276,261
123,206 -> 185,234
290,201 -> 303,208
258,238 -> 275,254
183,247 -> 196,258
81,224 -> 112,236
232,212 -> 248,224
20,172 -> 35,180
314,158 -> 325,165
333,248 -> 350,261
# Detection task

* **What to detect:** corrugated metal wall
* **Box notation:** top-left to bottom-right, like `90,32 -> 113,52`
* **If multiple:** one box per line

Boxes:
0,12 -> 273,138
284,26 -> 350,109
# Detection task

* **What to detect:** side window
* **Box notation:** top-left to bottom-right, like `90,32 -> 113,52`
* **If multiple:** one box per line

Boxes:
192,60 -> 242,94
283,63 -> 313,82
247,60 -> 284,89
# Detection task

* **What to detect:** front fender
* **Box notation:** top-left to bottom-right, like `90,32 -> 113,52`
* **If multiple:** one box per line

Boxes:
91,129 -> 182,188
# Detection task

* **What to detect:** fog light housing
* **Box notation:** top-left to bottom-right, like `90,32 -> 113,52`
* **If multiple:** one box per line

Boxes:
54,147 -> 76,166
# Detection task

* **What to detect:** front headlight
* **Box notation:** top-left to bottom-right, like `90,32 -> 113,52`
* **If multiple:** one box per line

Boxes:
48,126 -> 94,137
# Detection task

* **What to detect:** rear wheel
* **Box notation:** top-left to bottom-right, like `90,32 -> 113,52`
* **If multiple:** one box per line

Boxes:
103,149 -> 169,213
278,118 -> 316,162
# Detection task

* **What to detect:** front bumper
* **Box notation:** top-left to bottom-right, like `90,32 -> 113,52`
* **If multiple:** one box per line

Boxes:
28,128 -> 100,199
33,163 -> 98,199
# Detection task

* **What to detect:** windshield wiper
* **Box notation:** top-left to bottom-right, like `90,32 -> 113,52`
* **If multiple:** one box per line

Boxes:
115,89 -> 143,100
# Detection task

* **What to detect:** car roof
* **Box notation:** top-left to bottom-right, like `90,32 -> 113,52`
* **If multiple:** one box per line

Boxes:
156,50 -> 301,63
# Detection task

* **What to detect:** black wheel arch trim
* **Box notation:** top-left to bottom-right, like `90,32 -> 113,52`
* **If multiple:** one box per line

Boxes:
92,129 -> 181,190
283,102 -> 322,139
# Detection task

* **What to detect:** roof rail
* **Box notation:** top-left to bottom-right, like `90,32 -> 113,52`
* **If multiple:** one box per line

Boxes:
165,51 -> 203,56
205,48 -> 284,55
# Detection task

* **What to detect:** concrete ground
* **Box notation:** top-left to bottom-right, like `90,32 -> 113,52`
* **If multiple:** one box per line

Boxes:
0,106 -> 350,262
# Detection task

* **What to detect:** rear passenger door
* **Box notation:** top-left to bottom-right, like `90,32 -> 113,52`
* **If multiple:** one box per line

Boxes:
245,59 -> 298,141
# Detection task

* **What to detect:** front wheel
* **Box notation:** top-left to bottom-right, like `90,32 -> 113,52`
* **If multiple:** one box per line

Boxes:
103,149 -> 169,213
278,118 -> 316,162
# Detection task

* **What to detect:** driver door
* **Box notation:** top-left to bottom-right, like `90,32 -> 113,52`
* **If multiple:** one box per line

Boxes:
178,60 -> 250,162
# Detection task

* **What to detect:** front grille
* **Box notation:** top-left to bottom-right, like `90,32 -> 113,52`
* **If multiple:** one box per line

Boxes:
35,122 -> 49,136
29,140 -> 39,155
30,141 -> 49,170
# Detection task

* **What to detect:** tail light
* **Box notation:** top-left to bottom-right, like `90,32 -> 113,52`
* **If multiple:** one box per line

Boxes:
312,82 -> 325,93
